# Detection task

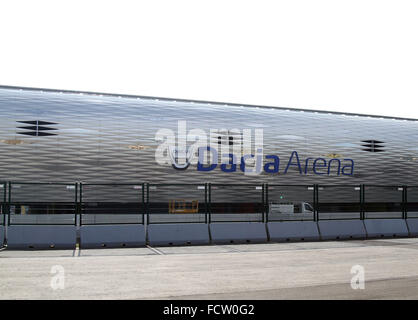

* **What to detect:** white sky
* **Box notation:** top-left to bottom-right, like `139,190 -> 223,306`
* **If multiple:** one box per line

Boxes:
1,0 -> 417,118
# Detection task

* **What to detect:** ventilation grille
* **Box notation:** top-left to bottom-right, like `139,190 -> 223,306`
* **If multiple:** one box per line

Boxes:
209,130 -> 243,165
17,120 -> 58,136
361,140 -> 385,152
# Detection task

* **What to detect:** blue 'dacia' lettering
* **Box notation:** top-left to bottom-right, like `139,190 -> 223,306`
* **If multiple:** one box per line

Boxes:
220,153 -> 237,172
197,147 -> 354,176
264,155 -> 280,173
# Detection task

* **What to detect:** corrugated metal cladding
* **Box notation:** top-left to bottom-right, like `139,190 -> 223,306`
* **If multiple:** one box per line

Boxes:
0,86 -> 418,190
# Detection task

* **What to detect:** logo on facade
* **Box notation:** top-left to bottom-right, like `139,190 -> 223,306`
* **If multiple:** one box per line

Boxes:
155,121 -> 354,176
168,145 -> 197,170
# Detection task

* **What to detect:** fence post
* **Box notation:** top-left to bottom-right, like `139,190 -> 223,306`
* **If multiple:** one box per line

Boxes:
261,184 -> 265,223
204,183 -> 208,224
74,182 -> 78,227
7,181 -> 11,226
312,185 -> 316,221
403,185 -> 408,220
2,182 -> 6,227
208,183 -> 212,224
265,183 -> 269,223
360,184 -> 365,220
142,183 -> 145,225
79,182 -> 83,226
313,184 -> 318,221
317,185 -> 320,221
146,183 -> 150,225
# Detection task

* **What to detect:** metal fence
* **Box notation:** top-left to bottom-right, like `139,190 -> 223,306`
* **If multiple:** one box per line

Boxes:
8,182 -> 77,225
209,184 -> 264,223
2,182 -> 418,226
266,184 -> 315,222
80,183 -> 145,225
406,186 -> 418,218
363,185 -> 404,219
317,185 -> 361,220
147,184 -> 207,224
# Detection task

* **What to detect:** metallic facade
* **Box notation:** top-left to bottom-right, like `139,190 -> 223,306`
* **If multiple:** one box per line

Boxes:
1,85 -> 418,190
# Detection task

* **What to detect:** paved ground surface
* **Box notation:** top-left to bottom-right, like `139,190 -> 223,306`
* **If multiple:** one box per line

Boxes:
1,238 -> 418,299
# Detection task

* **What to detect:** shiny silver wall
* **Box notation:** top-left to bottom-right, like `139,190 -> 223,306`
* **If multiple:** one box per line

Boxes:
1,86 -> 418,189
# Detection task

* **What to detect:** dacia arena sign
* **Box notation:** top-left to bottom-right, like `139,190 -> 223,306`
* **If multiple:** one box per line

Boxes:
196,147 -> 354,176
155,120 -> 354,176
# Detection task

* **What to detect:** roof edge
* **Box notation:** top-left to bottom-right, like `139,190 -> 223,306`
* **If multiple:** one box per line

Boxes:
0,84 -> 416,122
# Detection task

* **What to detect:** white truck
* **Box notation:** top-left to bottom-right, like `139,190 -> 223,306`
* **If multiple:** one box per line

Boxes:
269,202 -> 314,215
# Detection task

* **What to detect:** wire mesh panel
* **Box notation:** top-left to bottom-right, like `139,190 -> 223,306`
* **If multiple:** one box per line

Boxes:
9,182 -> 77,225
148,184 -> 207,224
267,185 -> 314,221
406,186 -> 418,218
209,184 -> 264,222
81,183 -> 144,225
318,185 -> 361,220
364,186 -> 403,219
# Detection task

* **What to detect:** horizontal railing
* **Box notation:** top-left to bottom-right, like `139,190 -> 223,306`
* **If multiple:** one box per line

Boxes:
0,182 -> 416,225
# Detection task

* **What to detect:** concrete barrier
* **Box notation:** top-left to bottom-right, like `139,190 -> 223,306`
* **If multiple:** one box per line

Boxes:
7,225 -> 76,249
406,219 -> 418,236
267,221 -> 320,242
210,222 -> 267,244
364,219 -> 409,238
148,223 -> 209,246
318,220 -> 366,240
80,224 -> 146,248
